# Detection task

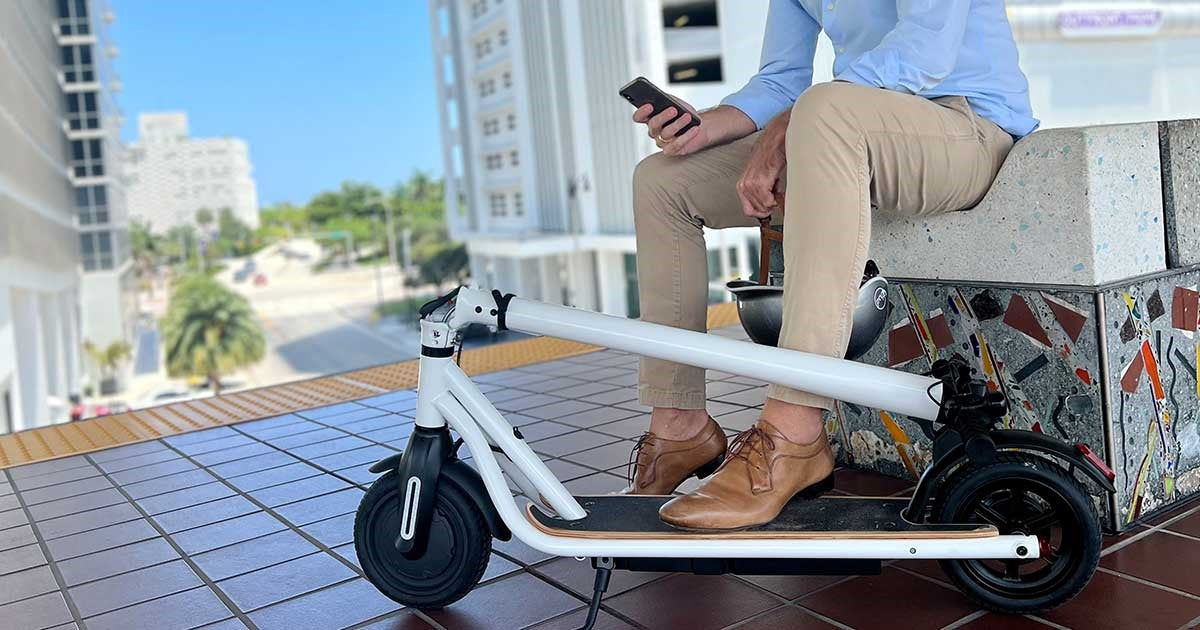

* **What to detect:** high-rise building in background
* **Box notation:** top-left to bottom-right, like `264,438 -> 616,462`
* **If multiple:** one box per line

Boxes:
124,112 -> 261,234
428,0 -> 795,317
0,0 -> 136,431
430,0 -> 1200,318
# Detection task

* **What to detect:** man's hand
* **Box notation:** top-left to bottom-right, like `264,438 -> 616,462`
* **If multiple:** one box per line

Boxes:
736,109 -> 790,218
634,98 -> 756,157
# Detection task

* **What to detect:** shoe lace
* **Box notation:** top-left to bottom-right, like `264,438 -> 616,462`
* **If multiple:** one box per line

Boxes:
626,431 -> 657,485
726,426 -> 775,470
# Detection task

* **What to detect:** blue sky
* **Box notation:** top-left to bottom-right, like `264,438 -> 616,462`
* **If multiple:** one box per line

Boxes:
111,1 -> 442,206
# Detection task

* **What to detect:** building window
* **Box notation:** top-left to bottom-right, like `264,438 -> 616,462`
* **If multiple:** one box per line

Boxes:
507,113 -> 516,130
60,44 -> 95,83
65,92 -> 100,131
69,138 -> 104,177
498,29 -> 508,46
513,192 -> 523,216
479,78 -> 496,98
489,193 -> 507,217
668,57 -> 723,83
76,185 -> 109,225
509,150 -> 519,167
502,71 -> 512,89
662,1 -> 719,28
476,38 -> 493,59
80,230 -> 114,270
56,0 -> 91,36
471,0 -> 488,18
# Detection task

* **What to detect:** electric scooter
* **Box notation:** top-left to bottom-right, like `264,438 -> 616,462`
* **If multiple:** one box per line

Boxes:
353,285 -> 1116,627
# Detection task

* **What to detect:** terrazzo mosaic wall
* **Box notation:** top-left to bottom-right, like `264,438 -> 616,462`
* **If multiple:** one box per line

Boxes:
1101,269 -> 1200,526
825,281 -> 1111,524
823,273 -> 1200,530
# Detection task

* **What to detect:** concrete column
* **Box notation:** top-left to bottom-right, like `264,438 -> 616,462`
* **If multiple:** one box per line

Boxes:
565,251 -> 598,311
11,291 -> 49,430
61,291 -> 81,398
0,289 -> 17,434
40,295 -> 66,406
595,251 -> 628,316
538,255 -> 565,305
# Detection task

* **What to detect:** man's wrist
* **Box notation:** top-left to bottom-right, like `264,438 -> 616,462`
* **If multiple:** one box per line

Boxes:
701,105 -> 758,145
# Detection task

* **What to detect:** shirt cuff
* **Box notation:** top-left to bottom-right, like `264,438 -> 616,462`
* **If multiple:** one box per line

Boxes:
720,89 -> 786,130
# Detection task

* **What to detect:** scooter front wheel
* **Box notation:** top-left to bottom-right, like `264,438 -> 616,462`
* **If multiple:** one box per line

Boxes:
934,452 -> 1101,614
355,471 -> 491,609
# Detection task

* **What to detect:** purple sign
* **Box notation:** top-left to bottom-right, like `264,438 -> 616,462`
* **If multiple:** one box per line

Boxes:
1058,9 -> 1163,36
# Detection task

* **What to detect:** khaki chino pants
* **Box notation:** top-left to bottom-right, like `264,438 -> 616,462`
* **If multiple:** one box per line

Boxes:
634,82 -> 1014,410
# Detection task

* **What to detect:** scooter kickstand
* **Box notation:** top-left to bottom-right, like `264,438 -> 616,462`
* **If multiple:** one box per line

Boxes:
575,557 -> 613,630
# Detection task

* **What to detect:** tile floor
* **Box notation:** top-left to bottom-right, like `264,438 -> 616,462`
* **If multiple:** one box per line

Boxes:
3,330 -> 1200,629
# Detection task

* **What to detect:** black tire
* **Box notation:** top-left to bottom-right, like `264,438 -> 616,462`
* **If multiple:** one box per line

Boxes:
354,471 -> 491,609
933,452 -> 1101,614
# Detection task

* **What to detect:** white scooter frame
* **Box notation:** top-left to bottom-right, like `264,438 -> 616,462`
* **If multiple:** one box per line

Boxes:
356,286 -> 1115,622
410,286 -> 1035,561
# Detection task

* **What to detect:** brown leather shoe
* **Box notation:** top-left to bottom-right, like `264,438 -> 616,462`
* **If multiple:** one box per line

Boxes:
658,420 -> 834,530
621,417 -> 728,495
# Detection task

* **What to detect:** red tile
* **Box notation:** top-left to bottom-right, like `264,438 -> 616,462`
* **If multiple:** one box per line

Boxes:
532,557 -> 667,598
607,574 -> 780,630
893,559 -> 948,583
1102,524 -> 1149,550
1101,531 -> 1200,595
427,573 -> 580,629
955,613 -> 1055,629
832,468 -> 913,497
1146,495 -> 1200,528
1041,570 -> 1200,629
735,573 -> 847,600
738,606 -> 837,629
798,568 -> 976,630
527,608 -> 636,630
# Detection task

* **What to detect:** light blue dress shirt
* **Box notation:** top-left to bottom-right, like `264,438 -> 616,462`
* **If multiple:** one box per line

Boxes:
722,0 -> 1039,137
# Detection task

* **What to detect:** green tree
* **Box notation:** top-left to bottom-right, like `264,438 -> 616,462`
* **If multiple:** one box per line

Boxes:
83,340 -> 132,384
216,208 -> 255,257
129,219 -> 162,291
195,208 -> 215,233
161,275 -> 265,394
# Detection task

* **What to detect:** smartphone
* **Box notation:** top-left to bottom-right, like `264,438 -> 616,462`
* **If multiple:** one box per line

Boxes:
618,76 -> 700,134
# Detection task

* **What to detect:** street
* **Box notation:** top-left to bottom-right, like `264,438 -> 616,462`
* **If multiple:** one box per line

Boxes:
224,239 -> 425,388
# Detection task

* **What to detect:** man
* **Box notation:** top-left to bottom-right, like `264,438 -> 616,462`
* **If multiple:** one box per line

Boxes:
626,0 -> 1037,530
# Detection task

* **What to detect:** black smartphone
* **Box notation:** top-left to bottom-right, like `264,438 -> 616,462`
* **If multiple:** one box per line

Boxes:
618,76 -> 700,134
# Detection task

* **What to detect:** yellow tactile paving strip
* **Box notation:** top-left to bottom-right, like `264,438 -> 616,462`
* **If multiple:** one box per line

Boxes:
0,302 -> 740,469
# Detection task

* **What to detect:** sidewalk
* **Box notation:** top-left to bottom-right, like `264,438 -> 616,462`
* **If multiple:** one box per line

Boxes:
4,334 -> 1200,628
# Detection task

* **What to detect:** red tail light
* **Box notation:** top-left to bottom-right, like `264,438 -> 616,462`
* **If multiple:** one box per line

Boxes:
1076,443 -> 1115,482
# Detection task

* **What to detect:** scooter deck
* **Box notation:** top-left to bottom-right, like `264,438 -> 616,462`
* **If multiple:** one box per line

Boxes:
527,495 -> 996,540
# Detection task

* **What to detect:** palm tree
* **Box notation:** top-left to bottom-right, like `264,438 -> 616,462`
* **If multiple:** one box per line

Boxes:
83,340 -> 132,395
161,275 -> 265,395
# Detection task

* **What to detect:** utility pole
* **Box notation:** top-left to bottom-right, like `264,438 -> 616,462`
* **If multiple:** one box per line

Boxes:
384,202 -> 398,270
401,228 -> 412,272
374,211 -> 386,309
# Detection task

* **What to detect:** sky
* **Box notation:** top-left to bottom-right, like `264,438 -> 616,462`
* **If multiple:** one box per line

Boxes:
110,1 -> 442,206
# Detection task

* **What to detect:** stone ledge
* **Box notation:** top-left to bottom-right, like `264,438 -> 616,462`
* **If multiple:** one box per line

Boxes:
869,122 -> 1166,286
1161,119 -> 1200,269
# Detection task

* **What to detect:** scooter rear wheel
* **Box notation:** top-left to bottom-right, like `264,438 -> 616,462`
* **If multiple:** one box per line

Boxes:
355,471 -> 491,609
934,452 -> 1100,614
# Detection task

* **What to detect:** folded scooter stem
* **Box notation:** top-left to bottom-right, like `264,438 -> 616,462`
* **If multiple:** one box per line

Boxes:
450,287 -> 943,422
